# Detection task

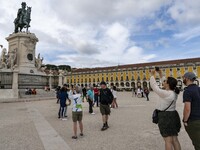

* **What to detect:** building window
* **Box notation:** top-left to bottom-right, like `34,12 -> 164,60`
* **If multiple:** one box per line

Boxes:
111,77 -> 113,81
126,76 -> 129,81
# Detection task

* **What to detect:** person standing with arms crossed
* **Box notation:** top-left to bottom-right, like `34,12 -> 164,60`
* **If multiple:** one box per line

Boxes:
182,72 -> 200,150
99,81 -> 114,131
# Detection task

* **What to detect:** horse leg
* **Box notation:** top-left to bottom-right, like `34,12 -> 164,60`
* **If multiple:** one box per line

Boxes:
14,25 -> 18,33
20,26 -> 23,32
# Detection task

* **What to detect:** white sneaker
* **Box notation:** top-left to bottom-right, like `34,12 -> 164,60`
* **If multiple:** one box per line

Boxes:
91,112 -> 95,115
62,118 -> 67,121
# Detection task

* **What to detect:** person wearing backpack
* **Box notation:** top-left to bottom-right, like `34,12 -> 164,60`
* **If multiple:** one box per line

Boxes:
99,81 -> 114,131
182,72 -> 200,150
150,69 -> 181,150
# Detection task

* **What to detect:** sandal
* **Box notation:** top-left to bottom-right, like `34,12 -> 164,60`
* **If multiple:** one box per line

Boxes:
80,133 -> 84,136
72,136 -> 77,139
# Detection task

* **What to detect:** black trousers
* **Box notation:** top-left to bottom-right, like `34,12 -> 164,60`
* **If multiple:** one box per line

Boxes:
88,99 -> 93,113
146,93 -> 149,101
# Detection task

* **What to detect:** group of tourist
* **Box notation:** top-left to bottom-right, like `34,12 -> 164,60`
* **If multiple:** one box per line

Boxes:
132,87 -> 150,101
25,88 -> 37,95
150,70 -> 200,150
56,81 -> 116,139
55,69 -> 199,150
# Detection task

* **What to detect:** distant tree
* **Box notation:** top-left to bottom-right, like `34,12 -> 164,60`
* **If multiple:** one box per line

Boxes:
45,64 -> 58,71
58,65 -> 71,71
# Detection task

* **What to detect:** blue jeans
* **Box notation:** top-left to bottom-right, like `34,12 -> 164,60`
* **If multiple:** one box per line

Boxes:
58,106 -> 67,118
94,95 -> 99,107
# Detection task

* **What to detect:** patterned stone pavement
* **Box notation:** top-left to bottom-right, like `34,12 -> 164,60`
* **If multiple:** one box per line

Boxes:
0,92 -> 194,150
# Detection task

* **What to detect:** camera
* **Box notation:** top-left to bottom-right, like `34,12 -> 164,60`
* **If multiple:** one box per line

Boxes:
155,67 -> 160,71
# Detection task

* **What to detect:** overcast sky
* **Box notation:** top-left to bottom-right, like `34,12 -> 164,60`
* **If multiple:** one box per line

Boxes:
0,0 -> 200,68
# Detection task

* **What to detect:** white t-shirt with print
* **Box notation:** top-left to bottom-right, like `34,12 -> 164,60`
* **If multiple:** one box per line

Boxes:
69,94 -> 83,112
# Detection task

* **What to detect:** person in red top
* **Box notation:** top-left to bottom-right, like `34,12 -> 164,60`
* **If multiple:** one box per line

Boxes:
93,85 -> 99,107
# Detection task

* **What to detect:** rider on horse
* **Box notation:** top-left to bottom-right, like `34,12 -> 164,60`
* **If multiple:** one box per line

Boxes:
14,2 -> 31,33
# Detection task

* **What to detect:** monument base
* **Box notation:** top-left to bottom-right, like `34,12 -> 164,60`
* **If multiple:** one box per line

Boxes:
6,32 -> 45,75
0,89 -> 19,102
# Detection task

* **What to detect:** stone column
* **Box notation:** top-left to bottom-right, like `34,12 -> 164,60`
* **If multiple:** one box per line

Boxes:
12,68 -> 19,98
49,74 -> 52,90
58,74 -> 63,87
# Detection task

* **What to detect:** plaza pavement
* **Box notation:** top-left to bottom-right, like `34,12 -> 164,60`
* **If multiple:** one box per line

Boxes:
0,92 -> 194,150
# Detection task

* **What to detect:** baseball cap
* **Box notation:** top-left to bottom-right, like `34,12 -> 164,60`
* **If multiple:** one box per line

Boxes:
183,72 -> 197,80
100,81 -> 106,85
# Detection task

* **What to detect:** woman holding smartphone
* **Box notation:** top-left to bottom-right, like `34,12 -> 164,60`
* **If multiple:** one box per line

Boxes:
150,69 -> 181,150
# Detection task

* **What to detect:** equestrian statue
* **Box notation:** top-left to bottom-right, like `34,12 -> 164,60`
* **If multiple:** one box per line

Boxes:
14,2 -> 32,33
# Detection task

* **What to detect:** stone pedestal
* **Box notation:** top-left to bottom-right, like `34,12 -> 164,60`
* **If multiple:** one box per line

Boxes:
6,32 -> 44,75
49,74 -> 52,90
12,69 -> 19,98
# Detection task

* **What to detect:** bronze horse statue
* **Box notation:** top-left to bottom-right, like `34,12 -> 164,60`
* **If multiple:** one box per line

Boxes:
14,6 -> 31,33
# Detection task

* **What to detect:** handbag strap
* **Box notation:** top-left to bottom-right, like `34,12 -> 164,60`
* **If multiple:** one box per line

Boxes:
163,100 -> 174,111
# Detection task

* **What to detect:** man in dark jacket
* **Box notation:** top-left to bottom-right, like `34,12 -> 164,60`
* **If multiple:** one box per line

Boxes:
182,72 -> 200,150
99,81 -> 114,131
58,86 -> 69,120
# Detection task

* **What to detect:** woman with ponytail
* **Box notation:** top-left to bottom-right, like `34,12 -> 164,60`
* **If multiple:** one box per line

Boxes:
150,69 -> 181,150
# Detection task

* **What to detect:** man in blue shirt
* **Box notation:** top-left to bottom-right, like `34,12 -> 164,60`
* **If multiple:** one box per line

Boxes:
87,87 -> 95,115
183,72 -> 200,150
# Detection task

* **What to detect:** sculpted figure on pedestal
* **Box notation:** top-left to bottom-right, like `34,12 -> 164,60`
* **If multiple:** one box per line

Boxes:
35,53 -> 43,70
0,48 -> 8,69
7,49 -> 17,70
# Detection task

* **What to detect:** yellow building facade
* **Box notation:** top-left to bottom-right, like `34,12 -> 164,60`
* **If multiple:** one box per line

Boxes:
65,58 -> 200,90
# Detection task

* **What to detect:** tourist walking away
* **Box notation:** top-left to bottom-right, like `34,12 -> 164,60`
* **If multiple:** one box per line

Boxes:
182,72 -> 200,150
144,87 -> 150,101
94,86 -> 99,107
82,87 -> 87,102
111,86 -> 118,108
58,86 -> 70,120
99,81 -> 114,131
87,87 -> 95,115
69,86 -> 84,139
150,69 -> 181,150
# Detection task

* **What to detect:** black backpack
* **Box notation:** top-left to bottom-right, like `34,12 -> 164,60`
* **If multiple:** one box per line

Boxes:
100,88 -> 113,104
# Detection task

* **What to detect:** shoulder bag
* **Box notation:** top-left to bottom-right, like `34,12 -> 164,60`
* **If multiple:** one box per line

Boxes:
152,100 -> 174,124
